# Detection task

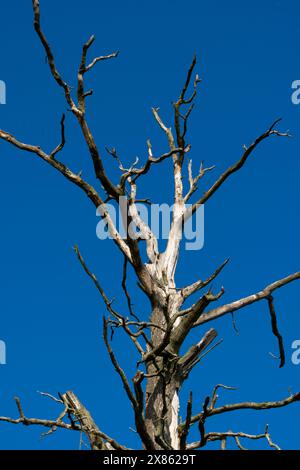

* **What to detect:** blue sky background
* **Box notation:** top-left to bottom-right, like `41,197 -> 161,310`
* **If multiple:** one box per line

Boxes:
0,0 -> 299,450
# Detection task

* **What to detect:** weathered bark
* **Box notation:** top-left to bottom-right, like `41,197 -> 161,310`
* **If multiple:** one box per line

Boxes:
63,391 -> 107,450
144,304 -> 182,450
145,365 -> 181,449
143,304 -> 219,449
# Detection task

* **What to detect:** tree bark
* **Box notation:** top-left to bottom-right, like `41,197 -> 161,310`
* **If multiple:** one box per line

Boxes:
144,304 -> 182,450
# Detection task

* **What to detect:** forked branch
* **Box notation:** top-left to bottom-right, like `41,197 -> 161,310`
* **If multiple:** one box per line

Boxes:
190,118 -> 290,216
183,390 -> 300,428
187,424 -> 280,450
32,0 -> 122,199
193,271 -> 300,327
0,394 -> 128,450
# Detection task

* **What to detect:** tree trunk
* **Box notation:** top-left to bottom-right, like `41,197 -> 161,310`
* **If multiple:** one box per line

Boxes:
144,304 -> 182,449
145,366 -> 181,449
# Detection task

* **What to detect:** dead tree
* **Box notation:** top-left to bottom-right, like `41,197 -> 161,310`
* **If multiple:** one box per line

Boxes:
0,0 -> 299,451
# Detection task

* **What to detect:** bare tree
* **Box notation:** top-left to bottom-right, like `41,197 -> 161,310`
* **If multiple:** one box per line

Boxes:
0,0 -> 299,451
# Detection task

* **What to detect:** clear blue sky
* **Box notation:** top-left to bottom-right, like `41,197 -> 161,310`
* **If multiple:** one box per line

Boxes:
0,0 -> 299,450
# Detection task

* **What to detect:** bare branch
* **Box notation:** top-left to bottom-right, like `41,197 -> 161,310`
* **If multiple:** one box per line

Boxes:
128,180 -> 159,264
210,384 -> 237,410
179,391 -> 193,450
194,271 -> 300,327
184,159 -> 215,203
85,51 -> 119,73
32,0 -> 122,199
178,55 -> 197,103
195,338 -> 223,363
77,34 -> 118,113
0,129 -> 98,203
182,258 -> 229,299
32,0 -> 78,113
103,317 -> 138,406
50,113 -> 66,158
14,397 -> 25,420
267,295 -> 285,368
187,425 -> 281,450
103,318 -> 156,450
0,396 -> 80,432
190,119 -> 291,217
132,371 -> 145,414
0,125 -> 132,260
234,435 -> 248,450
166,288 -> 224,355
62,391 -> 106,450
74,245 -> 144,353
61,391 -> 129,450
151,107 -> 176,151
122,257 -> 140,321
77,35 -> 95,113
139,289 -> 224,365
136,141 -> 181,178
0,412 -> 75,431
74,245 -> 118,315
150,59 -> 200,284
264,424 -> 281,450
173,56 -> 198,157
37,391 -> 64,404
187,390 -> 300,427
108,143 -> 186,188
178,328 -> 218,377
197,396 -> 210,447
